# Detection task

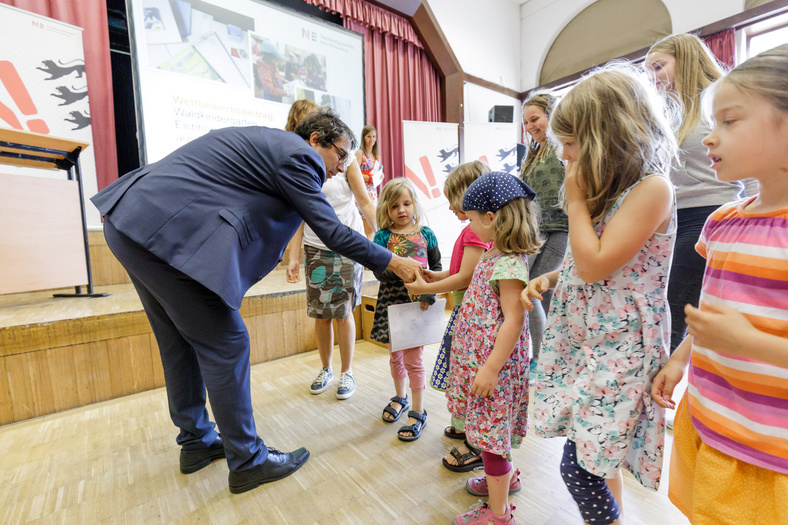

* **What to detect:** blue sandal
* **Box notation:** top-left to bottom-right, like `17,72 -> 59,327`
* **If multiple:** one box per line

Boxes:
382,395 -> 409,423
397,409 -> 427,442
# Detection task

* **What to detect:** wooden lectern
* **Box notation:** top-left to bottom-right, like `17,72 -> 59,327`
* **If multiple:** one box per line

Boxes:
0,127 -> 107,297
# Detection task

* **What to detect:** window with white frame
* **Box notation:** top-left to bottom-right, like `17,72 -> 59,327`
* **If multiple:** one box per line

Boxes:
736,11 -> 788,63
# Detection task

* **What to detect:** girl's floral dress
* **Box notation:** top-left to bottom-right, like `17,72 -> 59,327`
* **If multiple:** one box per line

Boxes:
533,178 -> 676,490
447,252 -> 530,461
355,151 -> 380,213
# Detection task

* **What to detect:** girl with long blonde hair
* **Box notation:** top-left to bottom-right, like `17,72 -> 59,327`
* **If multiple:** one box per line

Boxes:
523,65 -> 678,525
645,33 -> 754,357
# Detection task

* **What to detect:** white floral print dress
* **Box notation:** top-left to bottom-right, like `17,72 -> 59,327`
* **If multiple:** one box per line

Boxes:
533,178 -> 675,490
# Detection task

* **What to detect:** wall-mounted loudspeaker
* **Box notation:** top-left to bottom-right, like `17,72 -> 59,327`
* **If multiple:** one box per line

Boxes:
488,105 -> 514,123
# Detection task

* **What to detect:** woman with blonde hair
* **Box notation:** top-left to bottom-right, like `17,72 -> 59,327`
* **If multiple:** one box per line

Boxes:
645,34 -> 754,356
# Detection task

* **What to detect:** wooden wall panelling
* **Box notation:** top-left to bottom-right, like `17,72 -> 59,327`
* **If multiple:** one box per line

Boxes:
29,348 -> 56,418
88,230 -> 131,286
127,333 -> 156,393
46,345 -> 79,414
106,337 -> 136,398
246,317 -> 264,364
73,342 -> 97,408
88,340 -> 114,403
6,352 -> 37,422
0,357 -> 14,426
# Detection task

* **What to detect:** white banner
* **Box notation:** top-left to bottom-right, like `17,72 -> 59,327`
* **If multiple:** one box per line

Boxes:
463,122 -> 520,176
0,5 -> 99,227
129,0 -> 365,163
402,121 -> 460,260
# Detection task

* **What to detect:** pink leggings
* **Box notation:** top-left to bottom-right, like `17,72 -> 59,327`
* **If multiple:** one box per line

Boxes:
388,345 -> 425,391
481,450 -> 512,477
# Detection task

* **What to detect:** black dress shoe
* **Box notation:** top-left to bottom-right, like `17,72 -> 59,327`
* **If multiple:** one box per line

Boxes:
180,436 -> 226,474
228,447 -> 310,494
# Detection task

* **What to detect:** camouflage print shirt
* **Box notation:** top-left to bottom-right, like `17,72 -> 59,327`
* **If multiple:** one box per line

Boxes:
520,146 -> 568,233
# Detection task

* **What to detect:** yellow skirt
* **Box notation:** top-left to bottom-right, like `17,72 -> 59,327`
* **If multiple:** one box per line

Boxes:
669,395 -> 788,524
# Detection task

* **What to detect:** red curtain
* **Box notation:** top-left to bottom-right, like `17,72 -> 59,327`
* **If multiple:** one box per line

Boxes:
1,0 -> 118,190
703,28 -> 736,69
304,0 -> 441,183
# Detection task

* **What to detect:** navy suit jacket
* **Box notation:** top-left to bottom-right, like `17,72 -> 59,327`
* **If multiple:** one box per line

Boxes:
92,126 -> 391,309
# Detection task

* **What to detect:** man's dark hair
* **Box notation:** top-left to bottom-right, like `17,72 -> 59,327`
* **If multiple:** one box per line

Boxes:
294,107 -> 357,150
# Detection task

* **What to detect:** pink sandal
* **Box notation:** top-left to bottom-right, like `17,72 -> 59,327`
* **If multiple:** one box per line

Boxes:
453,502 -> 516,524
466,468 -> 522,497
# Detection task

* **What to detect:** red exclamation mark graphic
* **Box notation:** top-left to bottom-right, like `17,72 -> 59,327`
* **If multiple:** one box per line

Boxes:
0,61 -> 49,134
404,164 -> 431,199
418,156 -> 442,199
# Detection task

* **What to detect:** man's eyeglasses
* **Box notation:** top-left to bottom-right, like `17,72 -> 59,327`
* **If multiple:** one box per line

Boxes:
330,142 -> 354,169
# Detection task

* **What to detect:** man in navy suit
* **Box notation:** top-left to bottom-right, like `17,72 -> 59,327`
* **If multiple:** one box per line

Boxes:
92,109 -> 422,494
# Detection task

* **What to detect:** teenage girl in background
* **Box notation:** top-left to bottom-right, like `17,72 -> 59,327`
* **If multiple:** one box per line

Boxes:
446,171 -> 541,525
355,125 -> 383,239
519,92 -> 568,368
523,66 -> 678,525
405,161 -> 493,471
371,178 -> 441,442
652,44 -> 788,525
644,34 -> 756,355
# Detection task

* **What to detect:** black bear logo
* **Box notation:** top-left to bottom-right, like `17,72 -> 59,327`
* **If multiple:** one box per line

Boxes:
37,59 -> 85,80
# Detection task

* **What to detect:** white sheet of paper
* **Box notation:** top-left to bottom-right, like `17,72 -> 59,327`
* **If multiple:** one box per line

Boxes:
387,299 -> 447,352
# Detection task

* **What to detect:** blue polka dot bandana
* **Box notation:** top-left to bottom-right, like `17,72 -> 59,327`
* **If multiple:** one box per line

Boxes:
462,171 -> 536,213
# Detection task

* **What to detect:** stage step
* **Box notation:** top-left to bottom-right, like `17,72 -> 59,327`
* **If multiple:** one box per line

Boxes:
0,272 -> 379,426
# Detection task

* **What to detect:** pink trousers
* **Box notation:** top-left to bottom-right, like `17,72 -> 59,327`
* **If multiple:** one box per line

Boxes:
388,345 -> 425,391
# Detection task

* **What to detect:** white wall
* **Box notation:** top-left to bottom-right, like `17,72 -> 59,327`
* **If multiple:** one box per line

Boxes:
519,0 -> 746,90
426,0 -> 521,89
662,0 -> 744,34
463,82 -> 521,124
423,0 -> 750,92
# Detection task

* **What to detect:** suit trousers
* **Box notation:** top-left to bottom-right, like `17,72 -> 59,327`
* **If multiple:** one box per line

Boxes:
104,218 -> 268,471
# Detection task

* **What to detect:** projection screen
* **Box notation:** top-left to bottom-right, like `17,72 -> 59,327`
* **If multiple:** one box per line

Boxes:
128,0 -> 365,164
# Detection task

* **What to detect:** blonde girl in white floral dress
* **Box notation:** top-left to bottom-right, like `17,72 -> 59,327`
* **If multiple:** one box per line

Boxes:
522,66 -> 678,525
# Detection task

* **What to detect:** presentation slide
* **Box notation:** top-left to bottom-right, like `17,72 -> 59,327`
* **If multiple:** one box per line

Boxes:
129,0 -> 365,163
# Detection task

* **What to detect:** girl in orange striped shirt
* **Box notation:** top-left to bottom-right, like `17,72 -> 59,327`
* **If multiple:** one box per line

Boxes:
652,44 -> 788,525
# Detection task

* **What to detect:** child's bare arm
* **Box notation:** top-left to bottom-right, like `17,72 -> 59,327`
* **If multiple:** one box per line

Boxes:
521,269 -> 560,310
566,164 -> 674,283
651,335 -> 692,409
423,269 -> 450,282
686,302 -> 788,368
472,279 -> 525,397
405,246 -> 484,296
